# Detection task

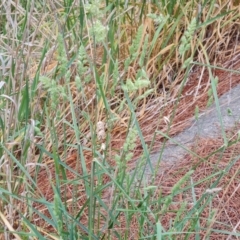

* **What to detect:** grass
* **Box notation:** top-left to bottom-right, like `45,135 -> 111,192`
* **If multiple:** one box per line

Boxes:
0,0 -> 240,239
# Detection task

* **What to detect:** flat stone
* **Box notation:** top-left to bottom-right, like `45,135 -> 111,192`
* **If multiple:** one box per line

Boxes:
142,84 -> 240,175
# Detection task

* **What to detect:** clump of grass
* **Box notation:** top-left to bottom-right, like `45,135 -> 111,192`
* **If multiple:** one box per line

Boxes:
1,0 -> 240,239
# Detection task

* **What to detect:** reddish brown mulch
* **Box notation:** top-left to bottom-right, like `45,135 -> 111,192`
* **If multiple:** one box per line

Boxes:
152,129 -> 240,239
107,127 -> 240,239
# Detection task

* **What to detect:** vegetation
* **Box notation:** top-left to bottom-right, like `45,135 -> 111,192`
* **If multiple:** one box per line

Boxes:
0,0 -> 240,239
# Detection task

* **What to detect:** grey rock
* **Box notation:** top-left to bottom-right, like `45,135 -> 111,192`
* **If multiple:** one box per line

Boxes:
142,84 -> 240,175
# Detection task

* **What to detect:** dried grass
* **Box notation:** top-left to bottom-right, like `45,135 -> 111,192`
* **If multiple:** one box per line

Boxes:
2,1 -> 240,238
